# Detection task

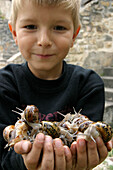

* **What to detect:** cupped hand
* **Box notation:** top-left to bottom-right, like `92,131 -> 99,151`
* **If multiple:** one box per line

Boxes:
70,136 -> 111,170
14,133 -> 54,170
14,133 -> 73,170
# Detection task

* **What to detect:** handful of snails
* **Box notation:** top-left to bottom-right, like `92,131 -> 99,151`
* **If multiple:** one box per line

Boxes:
3,105 -> 113,149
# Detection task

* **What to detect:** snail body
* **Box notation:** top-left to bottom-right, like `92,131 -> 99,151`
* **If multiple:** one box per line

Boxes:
58,112 -> 113,143
3,105 -> 113,148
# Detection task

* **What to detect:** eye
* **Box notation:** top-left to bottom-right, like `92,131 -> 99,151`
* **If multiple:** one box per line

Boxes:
24,25 -> 37,30
54,25 -> 67,31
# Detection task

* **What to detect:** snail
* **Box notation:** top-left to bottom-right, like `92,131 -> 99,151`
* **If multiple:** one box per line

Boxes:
12,105 -> 39,123
3,105 -> 113,149
58,110 -> 113,143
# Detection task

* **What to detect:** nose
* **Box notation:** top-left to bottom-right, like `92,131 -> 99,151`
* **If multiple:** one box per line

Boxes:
37,29 -> 52,47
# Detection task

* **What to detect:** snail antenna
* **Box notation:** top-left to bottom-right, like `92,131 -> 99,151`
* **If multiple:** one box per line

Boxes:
73,107 -> 77,114
12,110 -> 21,115
57,111 -> 65,117
12,107 -> 23,115
73,107 -> 82,115
16,107 -> 23,112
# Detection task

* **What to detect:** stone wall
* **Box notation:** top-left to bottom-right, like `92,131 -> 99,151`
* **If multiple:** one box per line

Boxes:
0,0 -> 11,19
0,0 -> 113,74
66,0 -> 113,74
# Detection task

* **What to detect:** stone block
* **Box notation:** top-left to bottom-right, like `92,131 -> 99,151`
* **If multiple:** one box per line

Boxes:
101,1 -> 110,7
104,42 -> 112,49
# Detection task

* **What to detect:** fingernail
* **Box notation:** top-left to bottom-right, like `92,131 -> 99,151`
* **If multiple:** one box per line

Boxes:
109,141 -> 112,150
72,141 -> 77,150
22,141 -> 29,152
96,137 -> 100,143
45,135 -> 52,143
64,146 -> 70,155
71,142 -> 77,154
55,140 -> 62,148
78,139 -> 85,147
37,133 -> 44,142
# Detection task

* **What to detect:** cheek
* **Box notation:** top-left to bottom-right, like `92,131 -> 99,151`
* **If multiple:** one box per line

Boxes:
17,36 -> 33,54
17,31 -> 34,48
58,38 -> 72,54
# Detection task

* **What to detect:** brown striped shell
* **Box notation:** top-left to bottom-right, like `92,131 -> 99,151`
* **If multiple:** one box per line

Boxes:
24,105 -> 39,123
3,125 -> 15,142
41,121 -> 60,138
94,122 -> 113,143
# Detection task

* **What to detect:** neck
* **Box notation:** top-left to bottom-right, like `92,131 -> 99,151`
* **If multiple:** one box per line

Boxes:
28,62 -> 63,80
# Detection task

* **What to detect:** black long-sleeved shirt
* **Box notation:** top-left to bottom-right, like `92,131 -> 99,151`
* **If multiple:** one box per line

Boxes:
0,61 -> 105,169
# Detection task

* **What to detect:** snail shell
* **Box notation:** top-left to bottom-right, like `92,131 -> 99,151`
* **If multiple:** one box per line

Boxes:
3,125 -> 15,142
15,119 -> 30,137
94,122 -> 113,143
78,120 -> 93,133
41,121 -> 60,138
83,122 -> 113,143
24,105 -> 39,123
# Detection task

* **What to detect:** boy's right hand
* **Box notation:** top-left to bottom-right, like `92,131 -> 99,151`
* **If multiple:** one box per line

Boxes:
14,133 -> 54,170
14,133 -> 72,170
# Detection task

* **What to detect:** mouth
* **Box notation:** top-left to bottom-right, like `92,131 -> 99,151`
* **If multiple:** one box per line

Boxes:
32,53 -> 54,58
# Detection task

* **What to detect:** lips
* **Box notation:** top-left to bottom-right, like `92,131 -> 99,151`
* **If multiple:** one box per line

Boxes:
32,53 -> 54,58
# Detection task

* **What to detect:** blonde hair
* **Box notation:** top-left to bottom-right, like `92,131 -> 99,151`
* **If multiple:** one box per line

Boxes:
10,0 -> 80,32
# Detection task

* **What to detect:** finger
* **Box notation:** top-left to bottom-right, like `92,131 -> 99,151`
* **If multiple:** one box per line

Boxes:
14,140 -> 32,154
53,138 -> 66,170
96,137 -> 108,163
64,146 -> 72,170
76,138 -> 87,170
87,140 -> 99,169
41,135 -> 54,170
23,133 -> 45,169
70,141 -> 77,168
112,137 -> 113,147
105,140 -> 112,152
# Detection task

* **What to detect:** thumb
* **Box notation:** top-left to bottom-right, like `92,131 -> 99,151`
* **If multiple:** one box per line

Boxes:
14,140 -> 32,154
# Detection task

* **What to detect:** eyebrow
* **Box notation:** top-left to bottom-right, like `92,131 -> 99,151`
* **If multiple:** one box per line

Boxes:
54,20 -> 72,26
19,18 -> 36,23
19,18 -> 72,26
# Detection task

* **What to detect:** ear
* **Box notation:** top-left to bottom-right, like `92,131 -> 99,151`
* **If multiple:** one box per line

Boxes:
8,21 -> 18,45
75,25 -> 81,38
71,33 -> 76,47
71,25 -> 81,47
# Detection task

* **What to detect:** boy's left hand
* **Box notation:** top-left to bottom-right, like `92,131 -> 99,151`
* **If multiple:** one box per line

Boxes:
70,137 -> 113,170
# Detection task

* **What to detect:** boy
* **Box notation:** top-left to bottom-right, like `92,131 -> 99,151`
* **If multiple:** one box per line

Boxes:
0,0 -> 112,169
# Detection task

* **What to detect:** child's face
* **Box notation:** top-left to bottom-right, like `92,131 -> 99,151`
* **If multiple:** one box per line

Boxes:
12,2 -> 75,79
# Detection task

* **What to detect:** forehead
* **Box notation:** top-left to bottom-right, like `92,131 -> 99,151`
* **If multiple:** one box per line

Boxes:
17,2 -> 73,22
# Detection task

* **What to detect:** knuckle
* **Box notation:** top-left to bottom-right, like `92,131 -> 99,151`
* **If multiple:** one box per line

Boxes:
42,163 -> 53,170
88,142 -> 96,150
100,151 -> 108,162
26,157 -> 34,166
33,139 -> 44,149
56,147 -> 64,157
89,160 -> 99,169
76,164 -> 87,170
45,143 -> 53,152
66,155 -> 72,163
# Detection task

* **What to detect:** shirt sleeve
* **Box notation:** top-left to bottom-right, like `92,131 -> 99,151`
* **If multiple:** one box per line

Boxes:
75,69 -> 105,122
0,69 -> 27,170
